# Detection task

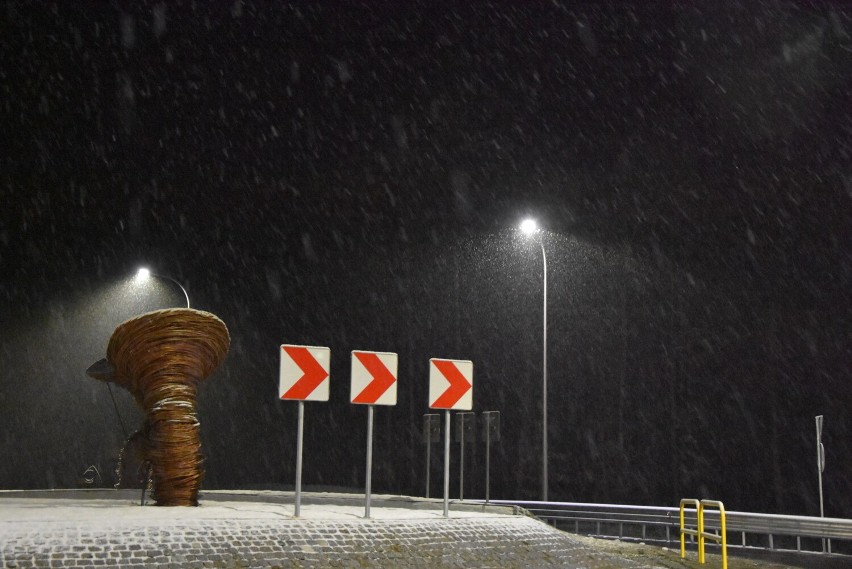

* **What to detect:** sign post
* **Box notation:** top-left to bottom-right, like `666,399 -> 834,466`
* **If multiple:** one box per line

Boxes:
454,412 -> 475,501
365,405 -> 374,517
279,344 -> 331,517
444,410 -> 450,516
351,350 -> 398,519
422,414 -> 440,498
429,358 -> 473,518
816,415 -> 828,553
481,411 -> 500,503
295,401 -> 304,516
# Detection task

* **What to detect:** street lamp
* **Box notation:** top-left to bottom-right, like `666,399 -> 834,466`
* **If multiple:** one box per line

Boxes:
520,218 -> 548,502
135,267 -> 190,308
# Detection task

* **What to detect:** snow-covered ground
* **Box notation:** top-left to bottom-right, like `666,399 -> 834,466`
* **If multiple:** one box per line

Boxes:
0,489 -> 516,524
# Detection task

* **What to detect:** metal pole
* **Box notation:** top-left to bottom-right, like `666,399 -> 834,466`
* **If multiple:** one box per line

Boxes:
459,416 -> 465,501
485,416 -> 491,504
816,415 -> 825,552
443,409 -> 450,518
426,431 -> 431,498
540,239 -> 548,502
817,416 -> 824,519
295,401 -> 304,517
153,273 -> 190,308
365,405 -> 374,518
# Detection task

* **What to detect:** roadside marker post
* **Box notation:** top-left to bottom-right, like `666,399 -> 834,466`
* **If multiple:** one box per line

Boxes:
429,358 -> 473,518
279,344 -> 330,517
422,414 -> 441,498
481,411 -> 500,503
454,412 -> 475,501
351,350 -> 398,519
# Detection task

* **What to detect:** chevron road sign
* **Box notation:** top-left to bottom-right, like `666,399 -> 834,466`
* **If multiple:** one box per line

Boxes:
350,350 -> 398,406
279,344 -> 330,402
429,358 -> 473,410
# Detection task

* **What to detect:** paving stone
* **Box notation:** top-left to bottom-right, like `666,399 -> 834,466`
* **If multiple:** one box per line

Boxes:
0,512 -> 655,568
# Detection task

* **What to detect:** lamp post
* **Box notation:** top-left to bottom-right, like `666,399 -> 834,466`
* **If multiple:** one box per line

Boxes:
135,267 -> 190,308
520,218 -> 548,502
92,267 -> 193,494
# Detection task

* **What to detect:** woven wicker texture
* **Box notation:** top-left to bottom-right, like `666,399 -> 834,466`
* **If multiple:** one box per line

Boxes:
103,308 -> 230,506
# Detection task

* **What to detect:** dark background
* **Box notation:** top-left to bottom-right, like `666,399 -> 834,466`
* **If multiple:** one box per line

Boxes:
1,1 -> 850,517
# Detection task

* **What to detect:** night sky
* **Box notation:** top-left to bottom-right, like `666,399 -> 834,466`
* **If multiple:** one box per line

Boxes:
1,2 -> 850,517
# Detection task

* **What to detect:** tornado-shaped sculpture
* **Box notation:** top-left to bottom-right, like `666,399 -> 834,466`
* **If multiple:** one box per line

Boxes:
88,308 -> 229,506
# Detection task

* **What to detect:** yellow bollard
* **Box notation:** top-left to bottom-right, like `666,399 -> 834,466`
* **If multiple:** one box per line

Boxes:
679,498 -> 701,561
700,500 -> 728,569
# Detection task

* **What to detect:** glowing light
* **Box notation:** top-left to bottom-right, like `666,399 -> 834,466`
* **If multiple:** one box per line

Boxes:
133,267 -> 190,308
520,218 -> 538,235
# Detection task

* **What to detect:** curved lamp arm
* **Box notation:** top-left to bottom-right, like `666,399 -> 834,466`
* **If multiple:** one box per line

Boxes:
152,273 -> 190,309
136,268 -> 190,308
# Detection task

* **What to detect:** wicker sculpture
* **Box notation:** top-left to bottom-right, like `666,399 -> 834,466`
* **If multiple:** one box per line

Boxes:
87,308 -> 230,506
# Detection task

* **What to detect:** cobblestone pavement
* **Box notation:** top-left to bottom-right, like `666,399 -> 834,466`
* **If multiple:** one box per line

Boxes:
0,496 -> 661,568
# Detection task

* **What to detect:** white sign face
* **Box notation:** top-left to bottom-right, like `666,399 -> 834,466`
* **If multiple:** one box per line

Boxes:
279,344 -> 331,401
428,358 -> 473,410
350,351 -> 398,406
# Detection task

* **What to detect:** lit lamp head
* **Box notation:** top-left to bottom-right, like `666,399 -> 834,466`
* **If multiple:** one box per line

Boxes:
135,267 -> 151,281
520,218 -> 538,235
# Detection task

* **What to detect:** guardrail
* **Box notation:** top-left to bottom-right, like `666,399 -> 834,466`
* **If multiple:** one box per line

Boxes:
477,500 -> 852,557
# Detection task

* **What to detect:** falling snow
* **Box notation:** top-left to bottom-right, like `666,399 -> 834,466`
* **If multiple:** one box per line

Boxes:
0,2 -> 850,523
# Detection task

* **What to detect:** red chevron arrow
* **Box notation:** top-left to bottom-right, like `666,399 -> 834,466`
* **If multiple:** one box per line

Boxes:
282,346 -> 329,400
431,359 -> 471,408
352,351 -> 396,404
